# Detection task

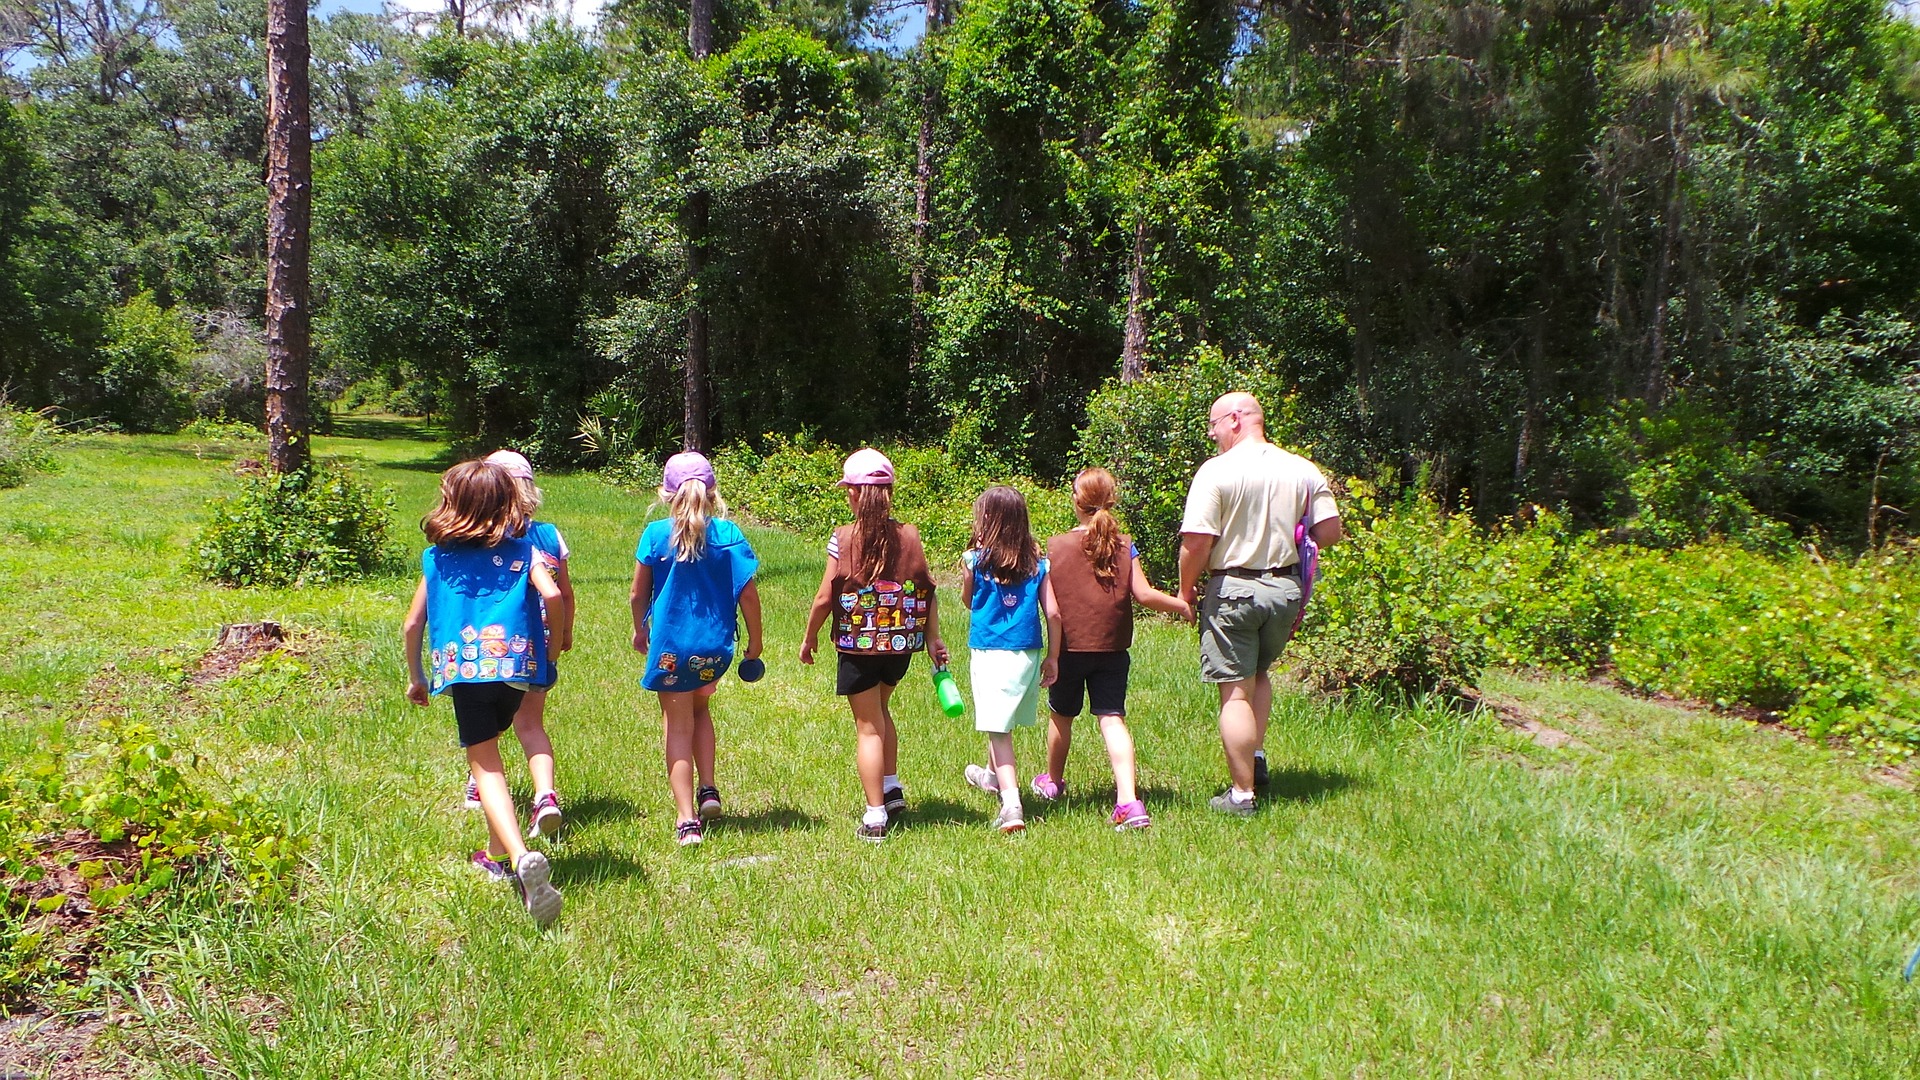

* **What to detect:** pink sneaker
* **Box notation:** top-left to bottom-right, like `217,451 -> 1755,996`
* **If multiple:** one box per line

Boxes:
1030,773 -> 1063,801
527,792 -> 564,839
1110,800 -> 1151,830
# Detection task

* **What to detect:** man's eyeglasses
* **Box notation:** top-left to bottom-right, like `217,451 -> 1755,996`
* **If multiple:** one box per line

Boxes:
1206,410 -> 1240,432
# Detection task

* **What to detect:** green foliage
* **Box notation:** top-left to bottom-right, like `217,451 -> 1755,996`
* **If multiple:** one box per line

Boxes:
0,719 -> 301,1006
0,399 -> 63,489
714,435 -> 1073,566
95,291 -> 197,431
197,464 -> 399,587
1075,347 -> 1296,581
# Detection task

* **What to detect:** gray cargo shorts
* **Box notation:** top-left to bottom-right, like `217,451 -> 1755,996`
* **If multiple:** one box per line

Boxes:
1199,569 -> 1304,683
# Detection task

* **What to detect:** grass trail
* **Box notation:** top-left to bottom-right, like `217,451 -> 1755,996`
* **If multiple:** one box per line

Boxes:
3,425 -> 1919,1077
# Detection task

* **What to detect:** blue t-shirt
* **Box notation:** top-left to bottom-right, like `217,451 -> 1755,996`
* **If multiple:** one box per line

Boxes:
519,520 -> 567,688
963,549 -> 1047,651
423,538 -> 546,694
635,518 -> 759,692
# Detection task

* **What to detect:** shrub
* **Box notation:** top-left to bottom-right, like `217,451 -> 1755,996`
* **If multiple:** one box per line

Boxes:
0,399 -> 62,489
712,435 -> 1074,567
1076,347 -> 1301,582
1290,486 -> 1489,697
95,291 -> 197,432
198,463 -> 399,587
1,720 -> 301,1006
1478,510 -> 1622,673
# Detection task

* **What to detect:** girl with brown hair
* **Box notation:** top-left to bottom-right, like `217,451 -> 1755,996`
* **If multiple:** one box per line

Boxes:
1036,468 -> 1189,830
800,448 -> 948,842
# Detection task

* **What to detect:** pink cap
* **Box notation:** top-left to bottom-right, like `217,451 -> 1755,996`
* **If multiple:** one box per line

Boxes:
839,447 -> 895,486
485,449 -> 535,482
662,451 -> 717,495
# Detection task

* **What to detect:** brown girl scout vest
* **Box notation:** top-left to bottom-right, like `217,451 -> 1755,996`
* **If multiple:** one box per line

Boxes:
1045,531 -> 1134,653
831,522 -> 936,655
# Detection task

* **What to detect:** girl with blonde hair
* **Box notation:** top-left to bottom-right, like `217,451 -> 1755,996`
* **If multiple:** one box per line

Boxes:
631,452 -> 763,847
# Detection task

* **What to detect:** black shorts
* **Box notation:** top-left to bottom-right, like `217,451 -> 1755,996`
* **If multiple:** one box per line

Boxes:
448,682 -> 524,747
1047,650 -> 1131,717
836,653 -> 912,696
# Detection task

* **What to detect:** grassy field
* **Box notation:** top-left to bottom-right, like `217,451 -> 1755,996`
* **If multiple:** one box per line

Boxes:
3,421 -> 1920,1077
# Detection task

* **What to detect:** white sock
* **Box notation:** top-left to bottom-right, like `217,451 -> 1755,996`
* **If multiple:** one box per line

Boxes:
535,788 -> 556,802
1230,787 -> 1255,805
1253,750 -> 1266,762
862,805 -> 888,827
999,787 -> 1021,811
882,774 -> 900,791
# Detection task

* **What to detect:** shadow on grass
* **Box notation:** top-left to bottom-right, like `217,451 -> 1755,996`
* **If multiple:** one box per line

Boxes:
717,805 -> 820,835
553,848 -> 647,887
549,792 -> 642,829
894,794 -> 991,828
327,415 -> 442,441
1264,767 -> 1361,804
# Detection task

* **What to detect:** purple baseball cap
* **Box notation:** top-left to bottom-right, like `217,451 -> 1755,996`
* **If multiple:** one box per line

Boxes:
838,447 -> 895,487
662,451 -> 717,495
484,449 -> 535,482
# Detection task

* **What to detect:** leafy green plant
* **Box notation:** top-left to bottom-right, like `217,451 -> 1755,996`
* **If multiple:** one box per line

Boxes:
96,291 -> 197,433
0,398 -> 62,489
197,463 -> 399,587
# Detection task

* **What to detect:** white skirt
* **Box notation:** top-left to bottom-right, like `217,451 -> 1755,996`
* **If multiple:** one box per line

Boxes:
969,648 -> 1043,733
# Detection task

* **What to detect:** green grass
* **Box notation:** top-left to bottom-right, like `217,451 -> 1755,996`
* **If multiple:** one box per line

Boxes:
3,425 -> 1919,1076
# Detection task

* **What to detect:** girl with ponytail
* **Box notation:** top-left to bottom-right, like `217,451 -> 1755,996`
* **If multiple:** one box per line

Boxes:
631,452 -> 763,847
1036,468 -> 1189,830
801,448 -> 947,843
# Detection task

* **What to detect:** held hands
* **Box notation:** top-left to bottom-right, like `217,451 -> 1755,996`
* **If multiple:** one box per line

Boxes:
1176,588 -> 1198,624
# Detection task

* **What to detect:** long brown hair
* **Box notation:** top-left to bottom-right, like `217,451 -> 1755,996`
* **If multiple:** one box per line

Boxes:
848,483 -> 899,584
970,485 -> 1038,584
423,461 -> 525,548
1073,467 -> 1124,586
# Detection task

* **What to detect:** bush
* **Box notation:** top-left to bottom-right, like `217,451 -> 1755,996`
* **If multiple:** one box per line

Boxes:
1076,347 -> 1301,582
1,720 -> 301,1006
711,435 -> 1074,567
0,399 -> 62,489
179,311 -> 266,426
1478,510 -> 1622,673
95,291 -> 196,432
197,463 -> 399,587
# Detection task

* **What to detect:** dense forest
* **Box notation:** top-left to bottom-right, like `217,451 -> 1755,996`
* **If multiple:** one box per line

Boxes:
4,0 -> 1920,544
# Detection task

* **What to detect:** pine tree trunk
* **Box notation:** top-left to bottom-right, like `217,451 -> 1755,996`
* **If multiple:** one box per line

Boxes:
683,0 -> 715,451
265,0 -> 311,475
908,0 -> 945,381
1119,218 -> 1151,383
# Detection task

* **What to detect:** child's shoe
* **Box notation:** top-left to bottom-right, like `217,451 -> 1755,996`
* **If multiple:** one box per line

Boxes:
1030,773 -> 1063,801
463,776 -> 482,810
1253,753 -> 1270,790
1110,800 -> 1151,830
470,849 -> 513,882
856,818 -> 888,843
676,818 -> 705,846
527,792 -> 564,839
1209,791 -> 1256,817
882,786 -> 907,817
963,764 -> 1000,794
512,850 -> 562,928
697,786 -> 723,820
990,804 -> 1025,835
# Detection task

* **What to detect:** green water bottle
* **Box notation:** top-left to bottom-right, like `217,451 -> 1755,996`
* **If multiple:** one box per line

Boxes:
932,665 -> 965,718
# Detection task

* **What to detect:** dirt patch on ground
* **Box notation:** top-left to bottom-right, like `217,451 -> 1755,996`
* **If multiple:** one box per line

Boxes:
1461,688 -> 1592,751
190,620 -> 293,685
0,1008 -> 140,1080
2,831 -> 143,1009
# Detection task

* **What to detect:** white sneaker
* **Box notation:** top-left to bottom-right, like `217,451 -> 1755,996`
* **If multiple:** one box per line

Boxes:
963,764 -> 1000,794
513,851 -> 562,928
526,792 -> 563,840
991,804 -> 1025,834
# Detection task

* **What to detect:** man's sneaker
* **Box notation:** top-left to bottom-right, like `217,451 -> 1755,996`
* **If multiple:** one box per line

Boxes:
676,818 -> 705,847
1110,801 -> 1151,830
470,849 -> 513,882
512,850 -> 562,928
963,764 -> 1000,794
1253,754 -> 1270,790
697,786 -> 723,820
882,787 -> 907,817
991,804 -> 1026,835
463,776 -> 482,810
856,819 -> 888,843
528,792 -> 564,839
1209,792 -> 1257,817
1030,773 -> 1063,801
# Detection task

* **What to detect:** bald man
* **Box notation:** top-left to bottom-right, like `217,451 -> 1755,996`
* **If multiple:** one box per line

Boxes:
1177,392 -> 1343,816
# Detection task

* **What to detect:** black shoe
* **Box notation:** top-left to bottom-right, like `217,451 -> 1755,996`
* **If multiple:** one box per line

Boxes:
1253,755 -> 1270,789
882,786 -> 906,817
697,785 -> 722,820
857,819 -> 888,843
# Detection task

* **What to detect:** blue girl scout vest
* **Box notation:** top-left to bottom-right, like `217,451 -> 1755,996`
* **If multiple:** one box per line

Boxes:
423,538 -> 546,694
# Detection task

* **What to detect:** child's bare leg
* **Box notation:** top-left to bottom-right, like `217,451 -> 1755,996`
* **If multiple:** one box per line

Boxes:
879,686 -> 899,778
693,690 -> 717,788
467,739 -> 526,864
1046,711 -> 1073,782
1097,713 -> 1138,804
511,689 -> 556,795
849,686 -> 889,808
660,692 -> 698,822
987,731 -> 1019,798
